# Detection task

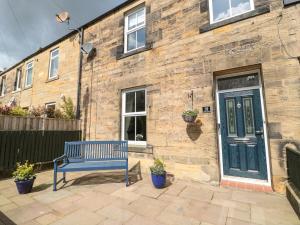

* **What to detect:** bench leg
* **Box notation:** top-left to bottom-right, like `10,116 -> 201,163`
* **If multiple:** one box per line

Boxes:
63,172 -> 66,183
125,159 -> 129,186
53,170 -> 57,191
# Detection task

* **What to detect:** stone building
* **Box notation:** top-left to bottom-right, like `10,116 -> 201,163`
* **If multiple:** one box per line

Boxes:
80,0 -> 300,192
0,35 -> 80,110
0,0 -> 299,193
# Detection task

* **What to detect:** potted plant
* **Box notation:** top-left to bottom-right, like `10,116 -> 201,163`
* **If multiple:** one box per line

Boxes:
182,109 -> 199,123
150,159 -> 166,189
13,161 -> 36,194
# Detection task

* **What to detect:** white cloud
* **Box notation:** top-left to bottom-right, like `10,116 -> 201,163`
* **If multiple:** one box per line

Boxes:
232,2 -> 251,16
214,1 -> 251,22
0,51 -> 18,70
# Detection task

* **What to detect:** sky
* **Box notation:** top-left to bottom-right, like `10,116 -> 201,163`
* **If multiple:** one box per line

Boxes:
0,0 -> 127,71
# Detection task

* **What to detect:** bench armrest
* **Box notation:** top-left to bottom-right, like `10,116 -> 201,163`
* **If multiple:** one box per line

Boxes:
53,155 -> 68,164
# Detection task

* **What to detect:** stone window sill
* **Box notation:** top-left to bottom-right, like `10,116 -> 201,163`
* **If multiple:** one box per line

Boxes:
24,85 -> 32,90
117,44 -> 152,60
46,76 -> 59,83
12,89 -> 21,94
128,144 -> 153,154
199,5 -> 270,33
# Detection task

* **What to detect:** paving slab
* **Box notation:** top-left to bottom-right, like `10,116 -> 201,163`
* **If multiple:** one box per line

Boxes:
97,205 -> 135,223
179,186 -> 214,202
0,195 -> 11,206
127,196 -> 168,218
251,205 -> 299,225
125,215 -> 163,225
0,171 -> 298,225
10,195 -> 35,206
228,208 -> 251,222
183,201 -> 228,225
133,183 -> 168,198
5,202 -> 52,224
50,209 -> 106,225
33,190 -> 73,204
156,211 -> 201,225
35,213 -> 60,225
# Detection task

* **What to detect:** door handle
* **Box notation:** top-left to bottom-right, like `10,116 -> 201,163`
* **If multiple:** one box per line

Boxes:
255,129 -> 263,136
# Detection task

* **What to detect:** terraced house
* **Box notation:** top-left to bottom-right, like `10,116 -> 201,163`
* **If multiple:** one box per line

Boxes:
0,35 -> 80,111
79,0 -> 300,193
1,0 -> 300,193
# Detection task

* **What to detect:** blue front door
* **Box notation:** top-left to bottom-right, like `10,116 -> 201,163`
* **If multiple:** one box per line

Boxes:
219,89 -> 267,180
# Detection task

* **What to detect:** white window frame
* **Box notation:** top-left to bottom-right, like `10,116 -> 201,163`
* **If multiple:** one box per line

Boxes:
25,61 -> 33,88
45,102 -> 56,109
13,68 -> 21,92
0,76 -> 6,96
209,0 -> 255,24
124,6 -> 146,53
48,48 -> 59,79
121,88 -> 147,146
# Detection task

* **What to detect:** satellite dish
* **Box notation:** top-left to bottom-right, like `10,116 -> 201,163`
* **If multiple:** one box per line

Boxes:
81,43 -> 94,54
56,11 -> 70,23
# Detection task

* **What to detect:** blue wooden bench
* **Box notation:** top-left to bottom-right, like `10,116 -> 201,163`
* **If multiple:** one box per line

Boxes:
53,141 -> 128,191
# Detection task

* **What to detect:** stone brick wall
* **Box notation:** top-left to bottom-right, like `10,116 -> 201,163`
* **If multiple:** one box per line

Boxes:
0,35 -> 80,110
80,0 -> 300,192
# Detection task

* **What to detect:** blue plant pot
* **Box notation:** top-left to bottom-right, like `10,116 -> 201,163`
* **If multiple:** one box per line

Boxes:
151,172 -> 166,189
15,177 -> 35,194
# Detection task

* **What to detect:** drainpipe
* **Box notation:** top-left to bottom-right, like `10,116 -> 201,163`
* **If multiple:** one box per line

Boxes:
76,28 -> 84,120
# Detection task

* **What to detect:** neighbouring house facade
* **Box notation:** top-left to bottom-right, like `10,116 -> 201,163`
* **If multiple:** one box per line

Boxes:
0,0 -> 299,193
0,35 -> 80,111
80,0 -> 300,192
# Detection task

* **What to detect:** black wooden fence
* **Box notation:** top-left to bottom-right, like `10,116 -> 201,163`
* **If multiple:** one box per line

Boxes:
286,146 -> 300,219
0,130 -> 81,171
287,146 -> 300,191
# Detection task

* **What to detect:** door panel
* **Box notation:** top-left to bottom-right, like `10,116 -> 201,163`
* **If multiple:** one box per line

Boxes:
219,89 -> 267,180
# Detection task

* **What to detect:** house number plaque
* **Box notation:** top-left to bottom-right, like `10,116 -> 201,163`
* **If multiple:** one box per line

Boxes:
202,106 -> 211,113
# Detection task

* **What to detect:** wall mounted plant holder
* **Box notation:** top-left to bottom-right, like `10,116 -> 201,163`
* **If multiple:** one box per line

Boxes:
182,109 -> 199,123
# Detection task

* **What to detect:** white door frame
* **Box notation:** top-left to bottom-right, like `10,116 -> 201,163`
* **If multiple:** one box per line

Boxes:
215,69 -> 272,186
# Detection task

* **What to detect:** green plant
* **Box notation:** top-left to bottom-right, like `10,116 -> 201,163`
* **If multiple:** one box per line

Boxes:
61,97 -> 75,119
45,106 -> 55,118
0,105 -> 12,115
182,109 -> 199,117
150,159 -> 166,175
10,106 -> 29,117
29,106 -> 45,117
13,161 -> 36,181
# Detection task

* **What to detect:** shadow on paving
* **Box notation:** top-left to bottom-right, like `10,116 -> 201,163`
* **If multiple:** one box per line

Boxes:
0,211 -> 16,225
61,161 -> 143,188
32,183 -> 53,193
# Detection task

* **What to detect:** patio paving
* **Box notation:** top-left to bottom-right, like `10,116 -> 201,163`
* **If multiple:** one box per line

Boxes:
0,170 -> 298,225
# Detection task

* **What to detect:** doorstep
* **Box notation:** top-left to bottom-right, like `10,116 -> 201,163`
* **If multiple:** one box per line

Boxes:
221,180 -> 273,192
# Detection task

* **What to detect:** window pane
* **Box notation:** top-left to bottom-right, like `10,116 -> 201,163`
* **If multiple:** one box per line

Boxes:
226,99 -> 237,136
127,32 -> 136,51
125,116 -> 135,141
231,0 -> 251,16
50,57 -> 59,78
136,90 -> 145,112
136,116 -> 146,141
243,97 -> 255,135
128,13 -> 136,30
14,70 -> 21,90
137,8 -> 145,26
218,74 -> 259,91
51,49 -> 59,57
212,0 -> 230,22
126,92 -> 135,113
26,68 -> 32,86
137,28 -> 145,48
